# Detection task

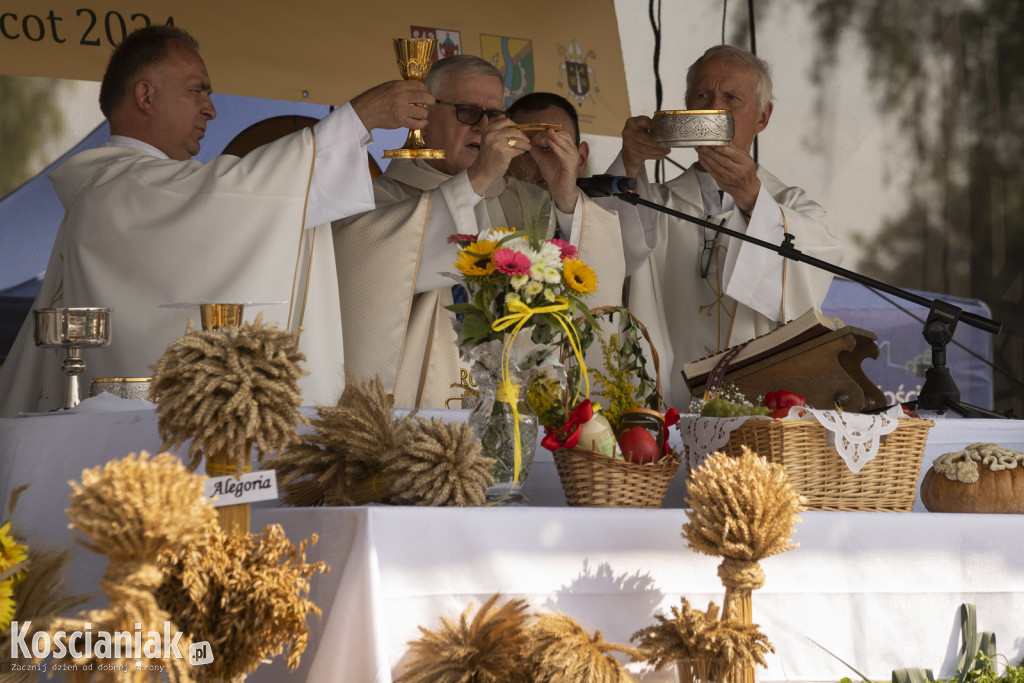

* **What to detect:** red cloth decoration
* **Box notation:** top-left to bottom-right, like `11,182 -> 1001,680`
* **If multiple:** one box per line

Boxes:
662,407 -> 680,454
541,399 -> 594,450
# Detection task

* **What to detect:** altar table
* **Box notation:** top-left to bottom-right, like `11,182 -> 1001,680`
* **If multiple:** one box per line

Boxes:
245,506 -> 1024,683
1,397 -> 1023,682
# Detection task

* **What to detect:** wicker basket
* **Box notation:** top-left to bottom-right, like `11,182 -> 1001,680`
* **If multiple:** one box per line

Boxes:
552,306 -> 680,508
554,446 -> 681,508
700,417 -> 934,511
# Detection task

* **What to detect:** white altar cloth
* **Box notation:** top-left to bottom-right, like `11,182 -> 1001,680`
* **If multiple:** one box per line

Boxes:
246,506 -> 1024,683
1,398 -> 1023,682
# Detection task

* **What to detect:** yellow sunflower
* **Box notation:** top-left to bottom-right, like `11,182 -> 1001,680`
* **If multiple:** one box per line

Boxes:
563,259 -> 598,294
0,522 -> 27,574
454,240 -> 499,277
0,578 -> 14,631
0,522 -> 27,632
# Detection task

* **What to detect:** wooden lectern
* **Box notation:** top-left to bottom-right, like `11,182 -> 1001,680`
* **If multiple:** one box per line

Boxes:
684,325 -> 888,413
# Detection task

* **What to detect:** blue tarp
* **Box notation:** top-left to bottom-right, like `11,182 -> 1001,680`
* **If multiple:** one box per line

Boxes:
821,277 -> 994,409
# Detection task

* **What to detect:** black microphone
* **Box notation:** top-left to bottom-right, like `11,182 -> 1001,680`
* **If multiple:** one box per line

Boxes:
575,174 -> 637,197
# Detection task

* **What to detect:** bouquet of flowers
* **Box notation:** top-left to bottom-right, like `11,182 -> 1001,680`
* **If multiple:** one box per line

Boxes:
446,227 -> 597,503
447,227 -> 596,352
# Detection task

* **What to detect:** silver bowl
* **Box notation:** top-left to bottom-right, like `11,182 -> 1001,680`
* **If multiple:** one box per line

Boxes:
89,377 -> 151,401
650,109 -> 734,147
33,307 -> 111,347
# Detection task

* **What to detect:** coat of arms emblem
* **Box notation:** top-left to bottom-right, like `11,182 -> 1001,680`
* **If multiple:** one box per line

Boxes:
558,39 -> 598,105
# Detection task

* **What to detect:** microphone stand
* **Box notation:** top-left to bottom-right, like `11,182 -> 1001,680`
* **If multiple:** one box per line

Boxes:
611,190 -> 1010,419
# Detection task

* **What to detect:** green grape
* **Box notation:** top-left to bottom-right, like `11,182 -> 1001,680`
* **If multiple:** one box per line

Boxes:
700,396 -> 766,418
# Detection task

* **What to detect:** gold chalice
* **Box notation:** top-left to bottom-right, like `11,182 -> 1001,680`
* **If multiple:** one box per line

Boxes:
33,307 -> 111,410
199,302 -> 244,331
383,38 -> 445,160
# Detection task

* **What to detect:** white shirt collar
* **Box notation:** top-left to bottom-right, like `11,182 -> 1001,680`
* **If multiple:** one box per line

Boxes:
100,135 -> 170,160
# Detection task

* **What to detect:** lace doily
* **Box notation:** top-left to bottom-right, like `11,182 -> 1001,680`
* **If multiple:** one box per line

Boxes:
678,405 -> 908,474
804,405 -> 903,473
678,414 -> 770,473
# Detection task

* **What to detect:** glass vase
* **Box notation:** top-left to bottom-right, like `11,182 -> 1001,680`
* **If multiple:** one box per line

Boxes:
468,366 -> 538,506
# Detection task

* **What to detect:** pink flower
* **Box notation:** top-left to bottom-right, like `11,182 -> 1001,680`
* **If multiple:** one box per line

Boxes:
447,233 -> 478,245
547,238 -> 578,260
493,248 -> 532,276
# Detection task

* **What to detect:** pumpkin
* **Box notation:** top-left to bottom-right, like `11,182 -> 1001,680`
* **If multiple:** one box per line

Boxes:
921,461 -> 1024,514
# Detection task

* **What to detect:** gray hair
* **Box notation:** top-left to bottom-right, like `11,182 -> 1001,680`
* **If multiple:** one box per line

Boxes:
686,45 -> 774,112
424,54 -> 502,96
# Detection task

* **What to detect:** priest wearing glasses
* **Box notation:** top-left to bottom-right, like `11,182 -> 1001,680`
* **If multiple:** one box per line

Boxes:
333,54 -> 634,410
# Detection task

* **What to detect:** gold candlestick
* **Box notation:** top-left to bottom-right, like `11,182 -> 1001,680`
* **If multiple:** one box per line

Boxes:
383,38 -> 445,160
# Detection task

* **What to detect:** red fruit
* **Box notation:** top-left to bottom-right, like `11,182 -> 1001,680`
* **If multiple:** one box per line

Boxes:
769,408 -> 790,419
618,427 -> 661,464
762,389 -> 806,411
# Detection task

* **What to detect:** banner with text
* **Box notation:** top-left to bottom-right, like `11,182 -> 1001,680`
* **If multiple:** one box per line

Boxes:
0,0 -> 629,135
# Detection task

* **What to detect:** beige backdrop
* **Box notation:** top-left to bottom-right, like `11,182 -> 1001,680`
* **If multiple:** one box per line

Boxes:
0,1 -> 628,135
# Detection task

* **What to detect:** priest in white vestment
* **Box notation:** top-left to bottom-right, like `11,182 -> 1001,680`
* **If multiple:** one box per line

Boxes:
606,45 -> 845,409
0,25 -> 431,417
334,56 -> 629,410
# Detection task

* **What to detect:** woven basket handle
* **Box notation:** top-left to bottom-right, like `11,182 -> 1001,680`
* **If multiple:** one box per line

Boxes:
564,305 -> 664,413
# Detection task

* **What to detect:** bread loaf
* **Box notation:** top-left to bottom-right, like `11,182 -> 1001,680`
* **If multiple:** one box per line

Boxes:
920,443 -> 1024,514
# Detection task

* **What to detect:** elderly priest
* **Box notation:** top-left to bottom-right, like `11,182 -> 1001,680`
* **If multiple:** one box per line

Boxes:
0,25 -> 430,417
333,55 -> 632,410
607,45 -> 845,408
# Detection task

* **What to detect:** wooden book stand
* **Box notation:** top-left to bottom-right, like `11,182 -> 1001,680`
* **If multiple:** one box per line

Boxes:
685,325 -> 887,413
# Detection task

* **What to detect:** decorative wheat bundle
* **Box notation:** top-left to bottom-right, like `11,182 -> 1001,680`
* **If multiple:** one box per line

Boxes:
43,452 -> 217,682
395,593 -> 531,683
157,523 -> 327,682
149,315 -> 307,534
682,446 -> 802,683
524,613 -> 640,683
267,375 -> 408,506
269,376 -> 494,507
384,418 -> 495,506
630,598 -> 773,680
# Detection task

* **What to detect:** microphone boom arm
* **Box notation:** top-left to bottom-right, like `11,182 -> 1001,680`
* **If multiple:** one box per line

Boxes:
615,191 -> 1002,336
613,189 -> 1008,418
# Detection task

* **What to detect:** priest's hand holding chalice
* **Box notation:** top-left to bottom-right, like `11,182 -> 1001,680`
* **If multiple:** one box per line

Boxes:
383,38 -> 445,160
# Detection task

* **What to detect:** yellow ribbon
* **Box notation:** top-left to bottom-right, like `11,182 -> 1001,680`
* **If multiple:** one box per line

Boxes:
488,297 -> 589,504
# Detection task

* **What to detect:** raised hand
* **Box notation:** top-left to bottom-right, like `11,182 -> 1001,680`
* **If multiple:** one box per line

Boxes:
467,118 -> 529,195
695,144 -> 761,215
530,128 -> 581,213
620,115 -> 670,178
350,80 -> 434,132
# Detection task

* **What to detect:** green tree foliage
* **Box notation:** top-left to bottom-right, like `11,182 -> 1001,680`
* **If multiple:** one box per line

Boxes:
0,76 -> 65,197
793,0 -> 1024,416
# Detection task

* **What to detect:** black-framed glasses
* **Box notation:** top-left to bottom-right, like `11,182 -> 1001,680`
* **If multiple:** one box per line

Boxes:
435,100 -> 506,126
700,218 -> 725,279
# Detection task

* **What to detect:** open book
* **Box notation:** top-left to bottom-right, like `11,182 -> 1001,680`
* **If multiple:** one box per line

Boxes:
682,308 -> 844,386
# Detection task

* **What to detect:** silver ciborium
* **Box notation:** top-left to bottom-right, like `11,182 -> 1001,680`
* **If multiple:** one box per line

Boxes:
33,307 -> 111,410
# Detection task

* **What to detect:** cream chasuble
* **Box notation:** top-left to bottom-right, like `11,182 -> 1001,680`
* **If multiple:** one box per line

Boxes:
333,158 -> 626,410
612,160 -> 843,410
0,128 -> 355,417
